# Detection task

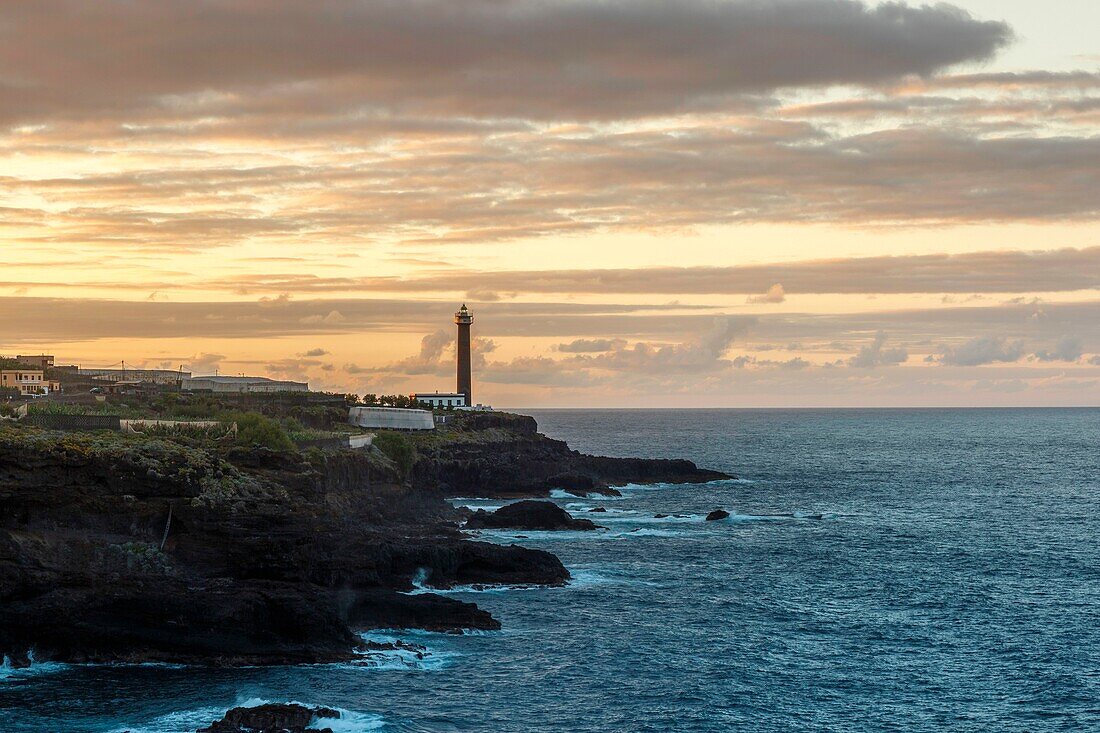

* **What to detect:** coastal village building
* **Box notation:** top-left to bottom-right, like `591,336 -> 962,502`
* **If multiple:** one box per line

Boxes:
78,368 -> 190,385
16,355 -> 55,370
182,375 -> 308,394
1,368 -> 53,396
412,392 -> 467,408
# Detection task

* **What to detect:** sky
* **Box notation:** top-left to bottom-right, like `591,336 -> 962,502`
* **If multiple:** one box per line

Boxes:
1,0 -> 1098,407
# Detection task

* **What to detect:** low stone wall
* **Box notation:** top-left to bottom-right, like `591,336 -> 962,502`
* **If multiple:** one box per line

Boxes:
295,433 -> 375,451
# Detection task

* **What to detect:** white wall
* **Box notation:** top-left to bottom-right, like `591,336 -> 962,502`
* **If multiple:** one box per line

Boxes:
348,406 -> 435,431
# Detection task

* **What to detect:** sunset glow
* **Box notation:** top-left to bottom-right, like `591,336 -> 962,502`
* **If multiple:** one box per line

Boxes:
2,0 -> 1099,406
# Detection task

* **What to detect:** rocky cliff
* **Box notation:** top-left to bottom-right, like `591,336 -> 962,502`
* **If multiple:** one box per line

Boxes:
0,411 -> 727,667
410,411 -> 729,497
0,426 -> 564,667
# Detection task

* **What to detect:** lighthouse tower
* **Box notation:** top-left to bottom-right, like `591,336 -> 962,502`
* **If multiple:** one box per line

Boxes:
455,304 -> 473,406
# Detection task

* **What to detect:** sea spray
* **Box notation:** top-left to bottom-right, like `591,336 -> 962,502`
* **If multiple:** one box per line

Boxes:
111,698 -> 385,733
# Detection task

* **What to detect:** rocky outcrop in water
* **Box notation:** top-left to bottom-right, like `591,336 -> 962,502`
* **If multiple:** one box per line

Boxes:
409,411 -> 730,498
465,500 -> 602,531
198,703 -> 339,733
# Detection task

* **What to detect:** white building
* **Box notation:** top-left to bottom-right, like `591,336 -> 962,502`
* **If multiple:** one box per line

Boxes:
182,376 -> 308,394
79,368 -> 190,385
411,392 -> 467,408
349,406 -> 434,431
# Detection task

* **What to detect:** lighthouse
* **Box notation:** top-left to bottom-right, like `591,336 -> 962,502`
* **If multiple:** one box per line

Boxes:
455,304 -> 473,406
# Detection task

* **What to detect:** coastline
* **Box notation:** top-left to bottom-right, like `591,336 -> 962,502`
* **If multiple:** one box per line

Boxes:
0,409 -> 727,669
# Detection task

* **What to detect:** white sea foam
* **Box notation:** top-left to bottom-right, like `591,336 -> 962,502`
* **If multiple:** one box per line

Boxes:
564,504 -> 633,516
111,698 -> 385,733
406,566 -> 543,596
352,632 -> 456,671
549,488 -> 623,500
605,527 -> 684,538
595,512 -> 705,525
107,704 -> 228,733
453,502 -> 505,512
0,651 -> 71,682
465,528 -> 609,543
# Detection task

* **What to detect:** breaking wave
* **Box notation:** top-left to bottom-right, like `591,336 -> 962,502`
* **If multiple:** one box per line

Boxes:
109,698 -> 385,733
350,632 -> 457,671
0,652 -> 70,682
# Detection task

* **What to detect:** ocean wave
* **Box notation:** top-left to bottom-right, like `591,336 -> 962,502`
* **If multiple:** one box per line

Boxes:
594,512 -> 705,525
0,652 -> 70,682
718,511 -> 828,522
564,503 -> 633,514
463,528 -> 609,542
605,527 -> 686,538
549,488 -> 623,500
109,698 -> 385,733
566,567 -> 659,589
451,501 -> 505,512
351,632 -> 456,671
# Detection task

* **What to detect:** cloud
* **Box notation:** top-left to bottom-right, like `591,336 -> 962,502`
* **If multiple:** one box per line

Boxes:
466,290 -> 504,302
847,332 -> 908,368
557,338 -> 629,353
0,3 -> 1043,253
559,316 -> 756,374
187,353 -> 226,375
383,329 -> 455,375
1033,336 -> 1084,363
938,336 -> 1025,366
299,348 -> 330,357
0,1 -> 1009,126
209,247 -> 1100,296
747,283 -> 786,304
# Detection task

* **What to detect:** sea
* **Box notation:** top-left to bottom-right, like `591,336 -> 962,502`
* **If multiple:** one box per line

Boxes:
3,408 -> 1099,732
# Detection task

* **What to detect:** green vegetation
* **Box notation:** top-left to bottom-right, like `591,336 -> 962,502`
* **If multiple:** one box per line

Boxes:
0,424 -> 271,509
14,388 -> 378,450
136,422 -> 233,442
225,411 -> 295,452
105,542 -> 173,575
27,401 -> 125,416
372,430 -> 417,477
362,394 -> 424,409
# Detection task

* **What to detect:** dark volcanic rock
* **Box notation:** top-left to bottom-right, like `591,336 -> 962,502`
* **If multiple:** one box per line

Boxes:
0,408 -> 726,666
198,702 -> 339,733
409,411 -> 731,498
706,509 -> 731,521
465,500 -> 601,531
544,472 -> 596,493
590,507 -> 607,513
0,427 -> 567,666
346,588 -> 501,631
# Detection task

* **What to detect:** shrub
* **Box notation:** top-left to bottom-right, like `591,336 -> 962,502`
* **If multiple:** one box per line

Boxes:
226,411 -> 295,452
372,430 -> 416,477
